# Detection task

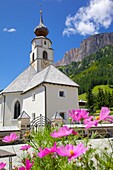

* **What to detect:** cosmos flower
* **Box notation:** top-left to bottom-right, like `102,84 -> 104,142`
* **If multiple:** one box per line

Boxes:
2,133 -> 19,143
50,126 -> 77,138
20,144 -> 31,151
56,143 -> 88,161
98,107 -> 112,121
38,143 -> 57,158
84,107 -> 113,129
69,109 -> 89,123
18,159 -> 33,170
0,162 -> 6,170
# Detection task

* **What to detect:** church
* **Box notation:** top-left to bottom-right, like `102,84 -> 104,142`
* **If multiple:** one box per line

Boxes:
0,10 -> 79,128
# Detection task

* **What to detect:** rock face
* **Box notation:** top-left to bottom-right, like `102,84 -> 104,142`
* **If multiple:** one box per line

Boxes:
54,48 -> 79,67
54,32 -> 113,66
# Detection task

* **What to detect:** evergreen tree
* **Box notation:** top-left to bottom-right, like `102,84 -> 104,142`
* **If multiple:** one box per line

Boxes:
86,89 -> 95,112
96,88 -> 105,109
110,91 -> 113,108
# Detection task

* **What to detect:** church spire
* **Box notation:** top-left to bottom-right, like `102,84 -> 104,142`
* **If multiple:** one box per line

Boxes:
34,10 -> 49,37
39,10 -> 43,26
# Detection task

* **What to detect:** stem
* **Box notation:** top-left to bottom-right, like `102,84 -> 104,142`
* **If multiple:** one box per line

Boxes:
12,144 -> 23,162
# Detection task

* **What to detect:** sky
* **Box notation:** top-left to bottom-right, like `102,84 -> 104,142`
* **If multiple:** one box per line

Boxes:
0,0 -> 113,90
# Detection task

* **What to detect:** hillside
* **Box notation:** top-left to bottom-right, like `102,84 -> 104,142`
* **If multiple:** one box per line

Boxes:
54,32 -> 113,67
79,85 -> 113,101
58,45 -> 113,94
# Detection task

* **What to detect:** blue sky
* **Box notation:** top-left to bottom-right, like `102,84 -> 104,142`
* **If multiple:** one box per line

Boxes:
0,0 -> 113,90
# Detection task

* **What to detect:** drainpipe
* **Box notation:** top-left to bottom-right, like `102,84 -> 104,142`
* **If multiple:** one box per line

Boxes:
1,93 -> 5,126
42,84 -> 47,119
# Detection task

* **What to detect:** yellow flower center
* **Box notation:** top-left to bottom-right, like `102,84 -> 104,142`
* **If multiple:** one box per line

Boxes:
96,116 -> 100,121
69,150 -> 74,155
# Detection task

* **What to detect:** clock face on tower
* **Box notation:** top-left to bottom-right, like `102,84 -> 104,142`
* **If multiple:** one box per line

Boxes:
41,59 -> 50,69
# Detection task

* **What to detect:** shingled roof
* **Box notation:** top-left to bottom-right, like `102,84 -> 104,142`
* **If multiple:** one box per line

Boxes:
1,66 -> 36,93
23,65 -> 79,92
1,65 -> 79,94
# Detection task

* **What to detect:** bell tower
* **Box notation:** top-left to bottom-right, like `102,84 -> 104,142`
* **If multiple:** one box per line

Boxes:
30,10 -> 54,72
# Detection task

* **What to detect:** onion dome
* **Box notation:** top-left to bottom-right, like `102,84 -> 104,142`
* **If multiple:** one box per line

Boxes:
34,10 -> 49,37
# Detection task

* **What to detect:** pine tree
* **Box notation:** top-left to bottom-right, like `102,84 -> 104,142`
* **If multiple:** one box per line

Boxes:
86,88 -> 95,112
96,88 -> 105,109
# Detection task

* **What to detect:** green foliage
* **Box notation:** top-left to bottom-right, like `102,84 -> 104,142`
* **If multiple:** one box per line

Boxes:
58,45 -> 113,95
85,87 -> 113,110
79,85 -> 113,101
18,125 -> 113,170
86,88 -> 95,112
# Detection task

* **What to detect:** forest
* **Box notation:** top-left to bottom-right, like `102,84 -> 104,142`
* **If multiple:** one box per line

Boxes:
58,45 -> 113,95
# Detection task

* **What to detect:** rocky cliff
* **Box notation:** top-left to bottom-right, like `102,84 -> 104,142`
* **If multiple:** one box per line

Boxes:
54,32 -> 113,66
54,48 -> 79,67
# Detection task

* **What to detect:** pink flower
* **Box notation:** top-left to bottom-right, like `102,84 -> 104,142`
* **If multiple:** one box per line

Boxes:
99,107 -> 111,121
0,162 -> 6,170
2,133 -> 19,143
18,159 -> 33,170
56,143 -> 88,161
84,107 -> 113,129
85,119 -> 98,129
69,109 -> 89,123
20,145 -> 31,151
84,116 -> 97,129
38,143 -> 57,158
50,126 -> 77,138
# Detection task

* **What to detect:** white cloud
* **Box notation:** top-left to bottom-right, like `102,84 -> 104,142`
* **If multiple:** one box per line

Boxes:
3,28 -> 16,33
63,0 -> 113,36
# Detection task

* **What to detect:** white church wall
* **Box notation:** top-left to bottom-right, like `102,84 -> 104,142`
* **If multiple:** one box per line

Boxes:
22,85 -> 45,121
30,47 -> 38,64
4,93 -> 22,126
0,96 -> 4,127
46,84 -> 79,121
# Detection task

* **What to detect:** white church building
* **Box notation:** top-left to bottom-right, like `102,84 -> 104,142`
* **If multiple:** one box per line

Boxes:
0,10 -> 79,128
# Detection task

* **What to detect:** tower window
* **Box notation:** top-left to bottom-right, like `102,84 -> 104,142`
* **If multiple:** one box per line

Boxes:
14,100 -> 20,119
43,51 -> 48,60
32,53 -> 35,62
44,41 -> 46,45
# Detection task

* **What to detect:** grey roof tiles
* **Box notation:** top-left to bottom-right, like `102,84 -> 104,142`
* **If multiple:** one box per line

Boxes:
1,65 -> 79,94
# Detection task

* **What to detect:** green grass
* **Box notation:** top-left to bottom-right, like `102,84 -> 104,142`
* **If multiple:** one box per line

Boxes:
93,85 -> 113,93
79,93 -> 86,101
79,85 -> 113,101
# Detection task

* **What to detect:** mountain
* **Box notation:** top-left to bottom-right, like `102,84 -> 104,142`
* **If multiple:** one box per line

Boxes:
54,48 -> 79,67
58,45 -> 113,95
54,32 -> 113,67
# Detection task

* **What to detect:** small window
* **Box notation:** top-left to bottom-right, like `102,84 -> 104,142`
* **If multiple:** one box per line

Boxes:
44,41 -> 46,45
32,113 -> 35,120
32,53 -> 35,62
59,112 -> 65,119
59,91 -> 65,97
32,93 -> 35,101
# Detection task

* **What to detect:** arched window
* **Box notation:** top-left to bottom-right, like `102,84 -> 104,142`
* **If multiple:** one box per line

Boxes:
14,100 -> 20,119
43,51 -> 48,60
32,53 -> 35,62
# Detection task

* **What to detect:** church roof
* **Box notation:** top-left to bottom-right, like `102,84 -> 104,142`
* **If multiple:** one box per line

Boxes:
1,65 -> 79,94
23,65 -> 79,93
1,66 -> 36,93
